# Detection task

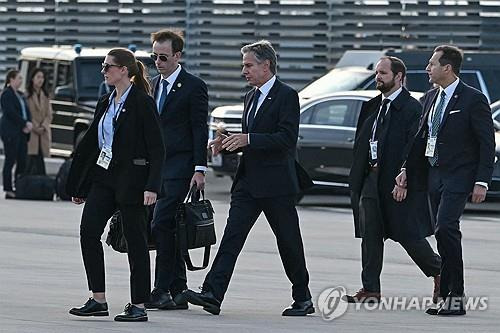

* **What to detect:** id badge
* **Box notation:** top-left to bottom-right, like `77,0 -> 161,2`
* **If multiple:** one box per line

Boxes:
369,140 -> 378,160
425,137 -> 437,157
97,146 -> 112,169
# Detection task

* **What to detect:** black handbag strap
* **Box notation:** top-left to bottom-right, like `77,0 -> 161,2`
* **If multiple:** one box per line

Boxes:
183,184 -> 205,203
175,200 -> 211,271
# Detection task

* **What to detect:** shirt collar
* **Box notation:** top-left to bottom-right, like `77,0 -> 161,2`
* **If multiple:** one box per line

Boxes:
257,75 -> 276,96
161,64 -> 181,85
108,83 -> 133,105
384,86 -> 402,102
440,78 -> 460,98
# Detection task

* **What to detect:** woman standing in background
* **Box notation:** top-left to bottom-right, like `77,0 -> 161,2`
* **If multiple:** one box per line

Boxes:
0,69 -> 32,199
26,68 -> 52,175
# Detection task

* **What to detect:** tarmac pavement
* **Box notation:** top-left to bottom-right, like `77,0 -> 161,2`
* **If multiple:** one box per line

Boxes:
0,170 -> 499,332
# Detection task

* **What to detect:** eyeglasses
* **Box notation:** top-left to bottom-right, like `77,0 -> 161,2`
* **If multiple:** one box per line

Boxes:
101,63 -> 123,72
150,53 -> 170,62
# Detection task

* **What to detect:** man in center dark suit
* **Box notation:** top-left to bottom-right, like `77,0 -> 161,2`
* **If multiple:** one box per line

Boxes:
396,45 -> 495,316
345,56 -> 442,304
145,29 -> 209,311
183,40 -> 314,316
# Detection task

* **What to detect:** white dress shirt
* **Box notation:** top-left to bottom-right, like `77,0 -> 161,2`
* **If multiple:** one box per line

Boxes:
247,75 -> 276,144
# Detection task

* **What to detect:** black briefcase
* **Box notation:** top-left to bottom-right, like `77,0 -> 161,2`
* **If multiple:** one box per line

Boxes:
105,207 -> 156,253
15,174 -> 55,200
176,185 -> 216,271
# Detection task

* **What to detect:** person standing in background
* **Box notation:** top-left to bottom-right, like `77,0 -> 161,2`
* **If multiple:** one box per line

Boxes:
26,68 -> 52,175
0,69 -> 32,199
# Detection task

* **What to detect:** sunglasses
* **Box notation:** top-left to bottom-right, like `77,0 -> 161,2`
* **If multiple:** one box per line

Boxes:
150,53 -> 170,62
101,63 -> 123,72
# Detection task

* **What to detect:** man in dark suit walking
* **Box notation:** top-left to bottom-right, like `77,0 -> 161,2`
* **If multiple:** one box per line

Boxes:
183,40 -> 314,316
396,45 -> 495,316
145,29 -> 209,311
345,56 -> 442,304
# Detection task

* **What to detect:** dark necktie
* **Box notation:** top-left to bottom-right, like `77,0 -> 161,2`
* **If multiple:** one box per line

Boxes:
158,79 -> 169,114
374,98 -> 391,140
429,90 -> 447,166
247,88 -> 261,131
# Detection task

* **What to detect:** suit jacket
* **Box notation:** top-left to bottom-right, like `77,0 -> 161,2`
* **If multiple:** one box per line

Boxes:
231,78 -> 311,198
66,84 -> 165,204
349,88 -> 434,241
0,86 -> 31,138
151,68 -> 208,180
405,81 -> 495,193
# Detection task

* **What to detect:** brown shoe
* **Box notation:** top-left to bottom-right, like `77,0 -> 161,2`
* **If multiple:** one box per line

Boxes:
342,288 -> 381,303
432,275 -> 441,304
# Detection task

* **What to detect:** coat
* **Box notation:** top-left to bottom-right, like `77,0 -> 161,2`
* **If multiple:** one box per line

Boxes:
26,91 -> 52,157
66,84 -> 165,204
349,88 -> 434,242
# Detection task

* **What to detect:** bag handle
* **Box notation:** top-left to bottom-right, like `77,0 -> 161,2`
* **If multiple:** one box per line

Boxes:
183,184 -> 205,203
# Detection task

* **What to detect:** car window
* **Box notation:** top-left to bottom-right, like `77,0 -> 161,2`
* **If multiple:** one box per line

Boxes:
39,60 -> 56,92
310,100 -> 355,126
300,107 -> 313,124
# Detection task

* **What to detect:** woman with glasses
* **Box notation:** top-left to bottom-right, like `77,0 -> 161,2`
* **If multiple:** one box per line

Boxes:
0,69 -> 33,199
66,48 -> 164,322
25,68 -> 52,175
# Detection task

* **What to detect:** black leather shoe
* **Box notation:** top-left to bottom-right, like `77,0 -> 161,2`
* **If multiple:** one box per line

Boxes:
145,289 -> 177,310
183,289 -> 221,315
172,291 -> 189,310
437,294 -> 466,316
426,299 -> 445,315
69,298 -> 109,317
282,299 -> 315,316
114,303 -> 148,322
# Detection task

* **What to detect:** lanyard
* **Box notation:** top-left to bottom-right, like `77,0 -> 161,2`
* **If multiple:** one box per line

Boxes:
100,92 -> 126,147
370,100 -> 389,142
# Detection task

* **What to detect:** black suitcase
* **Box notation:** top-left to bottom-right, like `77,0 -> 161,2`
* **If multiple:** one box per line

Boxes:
55,158 -> 72,201
16,175 -> 55,200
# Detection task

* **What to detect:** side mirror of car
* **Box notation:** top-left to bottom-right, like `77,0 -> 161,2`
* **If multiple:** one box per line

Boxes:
54,85 -> 75,102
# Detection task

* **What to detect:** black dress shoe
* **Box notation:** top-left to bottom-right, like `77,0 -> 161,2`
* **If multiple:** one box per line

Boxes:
282,299 -> 315,316
172,291 -> 189,310
183,289 -> 221,315
426,300 -> 445,315
145,289 -> 177,310
69,298 -> 109,317
114,303 -> 148,322
437,294 -> 466,316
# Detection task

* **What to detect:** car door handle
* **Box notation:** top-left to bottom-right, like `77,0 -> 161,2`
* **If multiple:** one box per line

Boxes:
298,135 -> 303,140
347,137 -> 354,142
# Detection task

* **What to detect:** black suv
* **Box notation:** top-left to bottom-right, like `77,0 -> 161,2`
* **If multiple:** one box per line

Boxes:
18,45 -> 157,156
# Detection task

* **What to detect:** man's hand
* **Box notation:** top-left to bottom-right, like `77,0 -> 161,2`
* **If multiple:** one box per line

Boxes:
144,191 -> 157,206
471,184 -> 487,203
72,197 -> 85,205
392,185 -> 407,202
222,134 -> 248,152
208,135 -> 226,156
191,171 -> 206,191
395,169 -> 407,188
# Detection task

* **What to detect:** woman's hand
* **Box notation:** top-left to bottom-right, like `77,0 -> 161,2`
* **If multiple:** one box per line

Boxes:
72,197 -> 86,205
144,191 -> 157,206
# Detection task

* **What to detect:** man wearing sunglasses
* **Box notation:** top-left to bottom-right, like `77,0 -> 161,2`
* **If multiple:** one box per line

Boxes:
145,29 -> 209,311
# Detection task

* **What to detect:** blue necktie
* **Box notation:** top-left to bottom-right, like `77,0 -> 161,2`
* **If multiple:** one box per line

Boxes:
428,90 -> 447,166
247,89 -> 261,131
158,79 -> 169,114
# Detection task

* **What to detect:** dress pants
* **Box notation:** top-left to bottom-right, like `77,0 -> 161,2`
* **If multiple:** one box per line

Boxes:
360,170 -> 441,293
79,167 -> 150,304
1,134 -> 27,191
428,167 -> 468,297
151,178 -> 191,297
203,177 -> 311,303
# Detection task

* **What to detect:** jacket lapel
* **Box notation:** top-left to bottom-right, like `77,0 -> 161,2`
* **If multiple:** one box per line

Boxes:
161,67 -> 186,115
438,81 -> 463,132
250,79 -> 280,130
417,88 -> 439,136
112,85 -> 135,135
242,89 -> 256,133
